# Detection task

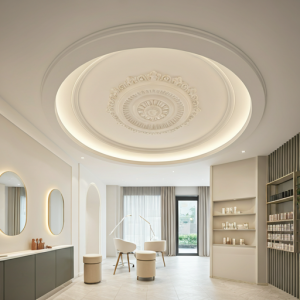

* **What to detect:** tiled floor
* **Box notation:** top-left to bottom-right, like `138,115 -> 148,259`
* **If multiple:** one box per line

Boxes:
48,256 -> 296,300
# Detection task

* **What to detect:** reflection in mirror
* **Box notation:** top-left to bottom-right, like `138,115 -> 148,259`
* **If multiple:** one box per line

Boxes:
0,171 -> 27,236
48,189 -> 64,235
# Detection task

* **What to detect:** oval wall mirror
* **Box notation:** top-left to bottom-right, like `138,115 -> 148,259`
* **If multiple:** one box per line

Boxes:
48,189 -> 64,235
0,171 -> 27,236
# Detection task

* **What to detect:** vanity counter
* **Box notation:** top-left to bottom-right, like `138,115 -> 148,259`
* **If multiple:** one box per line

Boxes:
0,245 -> 74,300
0,244 -> 73,261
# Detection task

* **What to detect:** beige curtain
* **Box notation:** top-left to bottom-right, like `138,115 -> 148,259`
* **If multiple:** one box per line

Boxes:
7,187 -> 23,235
123,187 -> 161,250
161,187 -> 176,256
116,186 -> 124,239
199,186 -> 210,257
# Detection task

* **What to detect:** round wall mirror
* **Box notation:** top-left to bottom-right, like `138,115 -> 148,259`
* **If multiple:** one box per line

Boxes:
48,189 -> 64,235
0,171 -> 27,236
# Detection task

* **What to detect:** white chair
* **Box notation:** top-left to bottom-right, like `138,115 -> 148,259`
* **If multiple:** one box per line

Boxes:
144,240 -> 167,267
113,238 -> 136,274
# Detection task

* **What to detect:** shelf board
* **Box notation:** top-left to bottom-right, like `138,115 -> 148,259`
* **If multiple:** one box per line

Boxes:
267,219 -> 293,223
268,230 -> 294,232
213,196 -> 256,203
267,239 -> 293,242
213,244 -> 256,248
268,247 -> 294,253
267,196 -> 293,205
213,229 -> 255,231
213,213 -> 256,217
267,172 -> 293,185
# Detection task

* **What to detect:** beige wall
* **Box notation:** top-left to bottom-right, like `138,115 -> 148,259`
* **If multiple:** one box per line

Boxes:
210,157 -> 267,284
175,186 -> 198,196
0,101 -> 108,278
0,115 -> 72,253
212,158 -> 256,200
106,185 -> 119,257
0,183 -> 5,233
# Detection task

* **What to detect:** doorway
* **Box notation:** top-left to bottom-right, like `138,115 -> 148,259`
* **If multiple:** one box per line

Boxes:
176,196 -> 199,256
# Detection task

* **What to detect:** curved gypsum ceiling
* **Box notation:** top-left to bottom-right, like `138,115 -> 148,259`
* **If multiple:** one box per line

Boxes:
41,24 -> 266,165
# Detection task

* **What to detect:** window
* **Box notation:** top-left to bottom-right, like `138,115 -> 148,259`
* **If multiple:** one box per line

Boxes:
123,187 -> 161,250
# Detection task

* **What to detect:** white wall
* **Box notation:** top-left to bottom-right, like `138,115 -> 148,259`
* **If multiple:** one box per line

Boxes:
86,184 -> 100,254
79,164 -> 106,275
0,183 -> 5,233
0,98 -> 80,277
106,185 -> 118,257
0,105 -> 107,278
0,115 -> 72,254
175,186 -> 199,196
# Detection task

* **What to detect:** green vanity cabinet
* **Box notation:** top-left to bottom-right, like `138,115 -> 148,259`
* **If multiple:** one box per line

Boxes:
56,247 -> 74,287
1,246 -> 74,300
0,262 -> 3,300
4,255 -> 35,300
36,251 -> 56,298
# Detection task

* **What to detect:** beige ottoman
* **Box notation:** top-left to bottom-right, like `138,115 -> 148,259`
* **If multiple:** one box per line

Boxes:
83,254 -> 102,284
136,250 -> 156,281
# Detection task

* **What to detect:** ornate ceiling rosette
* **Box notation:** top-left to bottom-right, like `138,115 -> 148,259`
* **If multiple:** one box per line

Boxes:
106,71 -> 201,134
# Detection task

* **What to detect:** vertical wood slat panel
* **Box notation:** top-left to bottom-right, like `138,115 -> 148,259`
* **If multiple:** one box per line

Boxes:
268,133 -> 300,298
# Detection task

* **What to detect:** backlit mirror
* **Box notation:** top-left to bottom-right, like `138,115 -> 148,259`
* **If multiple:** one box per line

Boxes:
48,189 -> 64,235
0,171 -> 27,236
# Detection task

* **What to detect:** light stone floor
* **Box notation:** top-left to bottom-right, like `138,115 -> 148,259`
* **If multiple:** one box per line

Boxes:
48,256 -> 296,300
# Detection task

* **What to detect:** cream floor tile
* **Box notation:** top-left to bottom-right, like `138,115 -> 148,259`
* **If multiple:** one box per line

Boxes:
46,256 -> 297,300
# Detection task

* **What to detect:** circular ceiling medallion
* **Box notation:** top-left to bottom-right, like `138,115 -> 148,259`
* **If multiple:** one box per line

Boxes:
137,99 -> 169,121
107,71 -> 200,134
53,45 -> 259,164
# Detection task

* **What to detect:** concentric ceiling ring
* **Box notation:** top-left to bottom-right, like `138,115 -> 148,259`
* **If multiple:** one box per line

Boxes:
41,23 -> 266,164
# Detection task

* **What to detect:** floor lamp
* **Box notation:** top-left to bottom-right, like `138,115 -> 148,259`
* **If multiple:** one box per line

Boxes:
139,215 -> 156,241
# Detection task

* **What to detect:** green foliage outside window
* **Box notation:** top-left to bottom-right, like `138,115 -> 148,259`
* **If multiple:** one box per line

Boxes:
178,234 -> 197,245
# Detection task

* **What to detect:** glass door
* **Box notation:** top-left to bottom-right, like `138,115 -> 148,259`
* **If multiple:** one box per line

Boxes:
176,196 -> 199,256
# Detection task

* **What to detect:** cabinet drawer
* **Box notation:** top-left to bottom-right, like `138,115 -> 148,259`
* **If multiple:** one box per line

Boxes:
4,255 -> 35,300
36,251 -> 56,298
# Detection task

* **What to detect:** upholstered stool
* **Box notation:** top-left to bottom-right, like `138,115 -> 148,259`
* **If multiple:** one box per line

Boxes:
144,240 -> 167,267
83,254 -> 102,284
136,250 -> 156,281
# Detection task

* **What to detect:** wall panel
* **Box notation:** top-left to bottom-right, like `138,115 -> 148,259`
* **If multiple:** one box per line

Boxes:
268,132 -> 300,298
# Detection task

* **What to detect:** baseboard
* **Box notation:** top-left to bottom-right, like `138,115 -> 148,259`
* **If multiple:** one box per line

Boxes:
212,276 -> 258,285
37,280 -> 74,300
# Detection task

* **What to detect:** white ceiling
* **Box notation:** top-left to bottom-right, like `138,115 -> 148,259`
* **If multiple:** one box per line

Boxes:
56,48 -> 253,163
0,1 -> 300,186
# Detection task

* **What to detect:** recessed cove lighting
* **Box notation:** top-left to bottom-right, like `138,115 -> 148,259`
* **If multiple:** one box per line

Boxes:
54,45 -> 260,164
242,151 -> 245,153
81,157 -> 85,159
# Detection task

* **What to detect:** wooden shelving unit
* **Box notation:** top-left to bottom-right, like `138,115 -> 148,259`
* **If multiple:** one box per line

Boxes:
266,171 -> 299,253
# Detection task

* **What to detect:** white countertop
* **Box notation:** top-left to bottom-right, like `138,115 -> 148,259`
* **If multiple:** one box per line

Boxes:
0,245 -> 73,261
